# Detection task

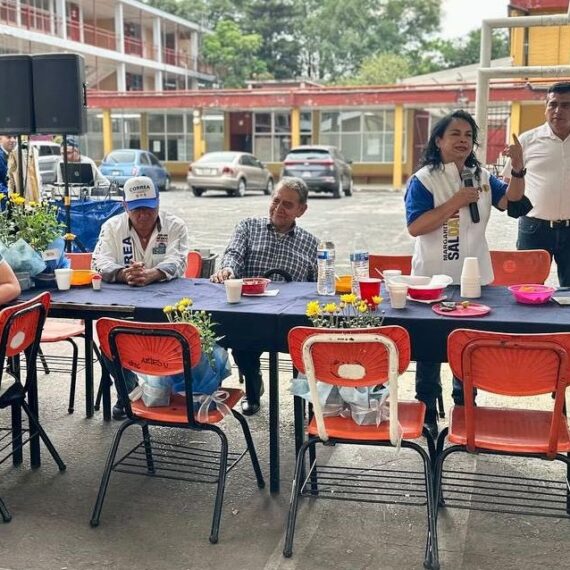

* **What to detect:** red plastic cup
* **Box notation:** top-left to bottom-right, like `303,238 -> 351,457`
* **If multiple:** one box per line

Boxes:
359,278 -> 381,304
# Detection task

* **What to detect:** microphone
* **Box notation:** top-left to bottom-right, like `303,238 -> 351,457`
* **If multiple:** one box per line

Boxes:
462,168 -> 479,224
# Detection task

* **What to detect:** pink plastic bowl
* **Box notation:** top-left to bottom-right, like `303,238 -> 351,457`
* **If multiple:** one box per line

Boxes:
407,286 -> 445,301
241,277 -> 270,295
508,284 -> 555,305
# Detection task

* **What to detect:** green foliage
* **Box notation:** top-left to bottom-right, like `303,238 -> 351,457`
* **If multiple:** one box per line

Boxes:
335,53 -> 411,86
202,20 -> 267,87
0,195 -> 64,252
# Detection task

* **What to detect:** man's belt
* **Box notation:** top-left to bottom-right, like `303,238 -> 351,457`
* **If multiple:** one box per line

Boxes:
533,218 -> 570,228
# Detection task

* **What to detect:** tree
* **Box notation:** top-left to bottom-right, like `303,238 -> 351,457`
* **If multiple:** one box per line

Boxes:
337,53 -> 411,86
201,20 -> 267,87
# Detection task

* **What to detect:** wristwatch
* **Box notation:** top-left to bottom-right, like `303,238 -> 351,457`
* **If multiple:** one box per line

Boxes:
510,167 -> 527,178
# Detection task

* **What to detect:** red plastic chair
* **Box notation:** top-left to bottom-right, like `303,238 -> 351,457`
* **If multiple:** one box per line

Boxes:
40,252 -> 93,414
283,326 -> 439,569
369,254 -> 412,278
0,292 -> 66,522
490,249 -> 551,286
185,251 -> 203,278
434,329 -> 570,538
91,318 -> 264,543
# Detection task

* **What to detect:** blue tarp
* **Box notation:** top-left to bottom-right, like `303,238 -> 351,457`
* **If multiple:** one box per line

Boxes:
55,199 -> 124,252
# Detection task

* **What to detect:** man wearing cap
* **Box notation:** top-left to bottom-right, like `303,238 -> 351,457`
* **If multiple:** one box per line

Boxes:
93,176 -> 189,419
93,176 -> 189,285
56,137 -> 110,187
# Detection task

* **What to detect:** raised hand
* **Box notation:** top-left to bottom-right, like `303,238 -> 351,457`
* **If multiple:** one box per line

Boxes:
503,133 -> 524,171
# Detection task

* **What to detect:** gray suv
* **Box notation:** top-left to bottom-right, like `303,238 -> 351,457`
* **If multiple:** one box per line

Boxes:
281,145 -> 353,198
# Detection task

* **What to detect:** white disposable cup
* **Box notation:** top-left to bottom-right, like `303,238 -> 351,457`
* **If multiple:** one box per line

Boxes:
225,278 -> 243,303
382,269 -> 402,287
389,283 -> 408,309
461,257 -> 480,279
461,279 -> 481,299
54,268 -> 72,291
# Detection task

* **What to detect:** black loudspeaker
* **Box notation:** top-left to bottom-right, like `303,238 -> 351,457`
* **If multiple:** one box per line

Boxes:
33,53 -> 87,135
0,55 -> 35,134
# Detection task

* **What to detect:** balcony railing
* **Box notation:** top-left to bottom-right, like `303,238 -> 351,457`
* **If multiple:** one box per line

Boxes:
0,0 -> 57,34
83,22 -> 116,51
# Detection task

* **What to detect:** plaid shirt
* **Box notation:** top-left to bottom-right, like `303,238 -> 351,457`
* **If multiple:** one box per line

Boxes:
221,217 -> 318,282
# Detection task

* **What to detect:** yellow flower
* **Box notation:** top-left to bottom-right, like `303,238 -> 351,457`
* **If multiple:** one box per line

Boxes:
372,295 -> 383,305
0,194 -> 5,201
28,201 -> 38,208
178,297 -> 193,308
163,305 -> 173,314
13,195 -> 25,205
64,233 -> 76,241
357,301 -> 368,313
324,302 -> 338,314
306,300 -> 321,317
340,293 -> 357,304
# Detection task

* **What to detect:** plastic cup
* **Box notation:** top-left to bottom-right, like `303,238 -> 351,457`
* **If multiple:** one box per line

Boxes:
225,278 -> 243,303
389,283 -> 408,309
54,268 -> 72,291
461,257 -> 480,279
92,274 -> 102,291
359,277 -> 381,304
461,278 -> 481,299
382,269 -> 402,286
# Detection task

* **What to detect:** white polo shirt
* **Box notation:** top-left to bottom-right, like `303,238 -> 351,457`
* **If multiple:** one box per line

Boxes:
503,122 -> 570,220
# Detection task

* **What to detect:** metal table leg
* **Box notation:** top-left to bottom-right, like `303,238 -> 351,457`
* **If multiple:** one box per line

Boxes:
269,351 -> 280,493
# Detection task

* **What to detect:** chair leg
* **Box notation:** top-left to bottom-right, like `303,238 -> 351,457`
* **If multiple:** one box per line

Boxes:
231,410 -> 265,488
422,427 -> 437,463
283,439 -> 313,558
141,424 -> 155,474
209,428 -> 229,544
90,420 -> 133,527
21,400 -> 66,471
94,374 -> 104,412
11,402 -> 23,466
37,347 -> 50,375
308,442 -> 318,496
67,339 -> 79,414
566,452 -> 570,515
0,496 -> 11,523
437,394 -> 445,419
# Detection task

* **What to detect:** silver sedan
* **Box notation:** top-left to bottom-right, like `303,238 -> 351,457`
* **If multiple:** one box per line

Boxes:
187,151 -> 274,197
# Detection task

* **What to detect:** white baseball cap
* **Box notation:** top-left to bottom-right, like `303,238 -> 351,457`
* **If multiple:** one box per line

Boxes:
123,176 -> 158,210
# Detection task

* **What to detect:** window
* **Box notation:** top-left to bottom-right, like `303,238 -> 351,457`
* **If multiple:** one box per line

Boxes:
319,109 -> 405,163
140,153 -> 151,165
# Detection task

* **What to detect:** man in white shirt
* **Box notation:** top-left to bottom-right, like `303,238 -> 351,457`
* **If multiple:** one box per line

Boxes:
93,176 -> 189,418
56,136 -> 110,187
93,176 -> 189,285
503,82 -> 570,285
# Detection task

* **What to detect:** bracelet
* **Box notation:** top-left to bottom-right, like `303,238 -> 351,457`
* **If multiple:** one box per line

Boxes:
510,167 -> 526,178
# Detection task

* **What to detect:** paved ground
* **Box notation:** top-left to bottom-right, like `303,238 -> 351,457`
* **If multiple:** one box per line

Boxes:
0,185 -> 568,570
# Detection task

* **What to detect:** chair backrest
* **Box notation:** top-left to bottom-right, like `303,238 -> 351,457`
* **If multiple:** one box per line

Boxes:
96,318 -> 202,422
0,292 -> 50,386
185,251 -> 203,279
65,252 -> 93,270
288,325 -> 410,445
369,254 -> 412,278
448,328 -> 570,456
490,249 -> 551,286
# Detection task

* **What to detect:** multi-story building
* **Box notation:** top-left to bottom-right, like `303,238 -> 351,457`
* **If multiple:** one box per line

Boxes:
0,0 -> 214,161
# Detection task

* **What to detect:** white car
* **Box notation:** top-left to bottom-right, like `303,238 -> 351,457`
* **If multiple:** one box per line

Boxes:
30,141 -> 61,185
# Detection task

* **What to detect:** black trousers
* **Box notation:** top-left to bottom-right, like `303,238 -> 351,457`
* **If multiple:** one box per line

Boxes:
232,349 -> 263,401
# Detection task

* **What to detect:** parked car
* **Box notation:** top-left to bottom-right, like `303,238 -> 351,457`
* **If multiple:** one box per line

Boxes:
99,149 -> 171,191
187,151 -> 274,197
30,140 -> 61,185
281,145 -> 353,198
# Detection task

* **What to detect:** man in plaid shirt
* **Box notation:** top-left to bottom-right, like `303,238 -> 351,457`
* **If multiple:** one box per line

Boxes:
211,177 -> 318,414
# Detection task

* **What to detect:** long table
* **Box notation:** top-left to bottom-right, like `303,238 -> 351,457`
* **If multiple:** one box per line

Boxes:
22,280 -> 570,492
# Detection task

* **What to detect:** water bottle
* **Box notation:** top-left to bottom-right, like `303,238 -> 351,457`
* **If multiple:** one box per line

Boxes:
349,235 -> 369,295
317,236 -> 336,296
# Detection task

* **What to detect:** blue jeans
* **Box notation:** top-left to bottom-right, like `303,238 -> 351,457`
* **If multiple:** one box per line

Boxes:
518,216 -> 570,286
416,361 -> 475,409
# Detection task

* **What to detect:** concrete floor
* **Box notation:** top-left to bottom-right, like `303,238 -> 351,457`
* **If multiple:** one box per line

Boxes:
1,185 -> 569,569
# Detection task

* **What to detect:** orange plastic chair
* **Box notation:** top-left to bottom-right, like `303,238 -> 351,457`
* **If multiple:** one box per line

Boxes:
91,318 -> 264,543
39,252 -> 92,414
283,326 -> 439,569
185,250 -> 203,278
490,249 -> 551,286
369,254 -> 412,278
0,292 -> 66,522
434,329 -> 570,535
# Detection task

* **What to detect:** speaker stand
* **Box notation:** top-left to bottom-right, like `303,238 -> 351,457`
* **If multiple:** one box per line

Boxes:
61,134 -> 86,253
